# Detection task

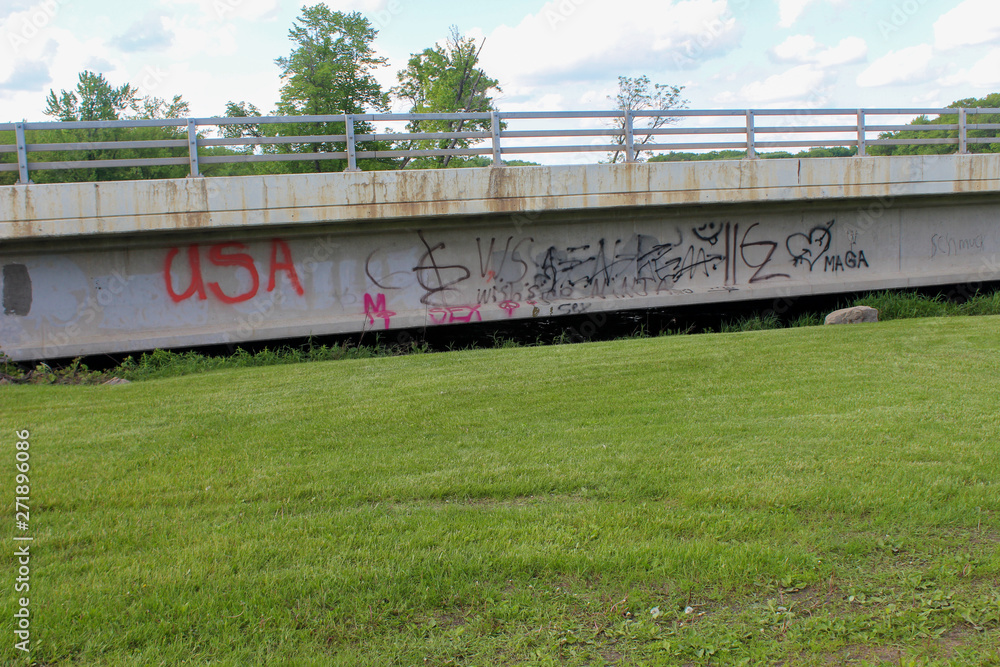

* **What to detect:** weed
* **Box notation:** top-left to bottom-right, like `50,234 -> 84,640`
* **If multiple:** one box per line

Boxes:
721,312 -> 783,333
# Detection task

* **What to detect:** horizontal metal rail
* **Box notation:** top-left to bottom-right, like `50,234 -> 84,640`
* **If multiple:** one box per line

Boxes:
199,152 -> 348,165
26,157 -> 190,171
642,142 -> 750,152
356,147 -> 493,159
1,107 -> 998,183
198,134 -> 348,147
754,125 -> 856,134
28,139 -> 189,151
755,140 -> 859,149
869,138 -> 958,146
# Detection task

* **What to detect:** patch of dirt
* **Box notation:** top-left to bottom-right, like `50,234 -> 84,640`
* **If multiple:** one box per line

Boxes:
433,610 -> 468,629
794,627 -> 997,666
812,644 -> 904,666
600,648 -> 624,664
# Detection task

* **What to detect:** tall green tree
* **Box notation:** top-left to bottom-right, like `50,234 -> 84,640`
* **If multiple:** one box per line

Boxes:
218,101 -> 264,156
272,5 -> 392,172
136,95 -> 191,120
606,75 -> 688,164
393,26 -> 502,168
203,100 -> 284,178
6,71 -> 193,184
43,71 -> 140,122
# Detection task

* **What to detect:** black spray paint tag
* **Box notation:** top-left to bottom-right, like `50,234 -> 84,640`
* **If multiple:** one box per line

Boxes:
2,264 -> 32,316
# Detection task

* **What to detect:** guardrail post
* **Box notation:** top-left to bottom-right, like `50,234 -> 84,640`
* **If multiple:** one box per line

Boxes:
344,114 -> 359,172
958,108 -> 968,154
187,118 -> 201,177
624,110 -> 636,163
15,122 -> 30,184
490,111 -> 502,166
745,110 -> 756,159
857,109 -> 867,157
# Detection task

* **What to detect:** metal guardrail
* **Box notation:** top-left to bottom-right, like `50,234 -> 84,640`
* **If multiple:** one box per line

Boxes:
1,108 -> 998,183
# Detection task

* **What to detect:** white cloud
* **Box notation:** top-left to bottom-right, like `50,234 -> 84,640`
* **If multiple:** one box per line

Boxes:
116,12 -> 174,53
770,34 -> 819,62
856,44 -> 935,88
934,0 -> 1000,51
938,47 -> 1000,88
962,48 -> 1000,86
908,89 -> 944,106
777,0 -> 816,28
714,64 -> 829,106
161,0 -> 280,23
770,35 -> 866,67
162,15 -> 240,59
0,4 -> 129,118
480,0 -> 743,107
1,3 -> 61,64
323,0 -> 391,11
816,37 -> 867,67
0,3 -> 272,120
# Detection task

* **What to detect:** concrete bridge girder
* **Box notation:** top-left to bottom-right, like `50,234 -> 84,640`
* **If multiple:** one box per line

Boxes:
1,156 -> 999,361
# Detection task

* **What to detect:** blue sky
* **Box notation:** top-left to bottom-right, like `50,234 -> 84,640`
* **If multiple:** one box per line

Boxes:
1,0 -> 998,123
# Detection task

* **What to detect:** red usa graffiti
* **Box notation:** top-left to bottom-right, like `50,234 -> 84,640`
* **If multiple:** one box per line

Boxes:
164,239 -> 304,304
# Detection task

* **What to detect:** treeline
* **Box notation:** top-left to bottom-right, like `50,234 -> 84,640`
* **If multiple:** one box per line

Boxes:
0,6 -> 518,184
2,2 -> 998,184
868,93 -> 1000,156
651,93 -> 1000,163
650,147 -> 857,162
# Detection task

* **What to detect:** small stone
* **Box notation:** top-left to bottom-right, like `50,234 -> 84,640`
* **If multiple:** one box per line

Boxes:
103,377 -> 131,385
824,306 -> 879,325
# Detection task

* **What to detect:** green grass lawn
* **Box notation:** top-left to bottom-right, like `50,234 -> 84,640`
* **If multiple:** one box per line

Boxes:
3,316 -> 1000,666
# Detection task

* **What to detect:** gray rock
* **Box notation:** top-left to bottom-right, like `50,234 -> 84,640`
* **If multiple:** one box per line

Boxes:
103,377 -> 132,385
824,306 -> 879,325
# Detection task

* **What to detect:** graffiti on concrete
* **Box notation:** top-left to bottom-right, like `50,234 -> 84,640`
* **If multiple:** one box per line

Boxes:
358,218 -> 871,325
164,239 -> 303,304
2,264 -> 31,316
154,218 -> 873,331
930,233 -> 985,258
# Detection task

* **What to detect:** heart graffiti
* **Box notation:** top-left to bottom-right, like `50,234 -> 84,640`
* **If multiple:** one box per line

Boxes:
786,220 -> 835,270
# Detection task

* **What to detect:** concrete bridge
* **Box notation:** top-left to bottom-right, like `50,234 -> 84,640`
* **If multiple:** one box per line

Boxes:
2,152 -> 1000,361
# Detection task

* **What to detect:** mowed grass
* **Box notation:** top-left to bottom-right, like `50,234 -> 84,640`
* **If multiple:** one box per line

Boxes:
3,316 -> 1000,666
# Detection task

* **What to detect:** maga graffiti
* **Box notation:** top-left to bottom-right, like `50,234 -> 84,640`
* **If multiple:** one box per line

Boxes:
788,220 -> 869,273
